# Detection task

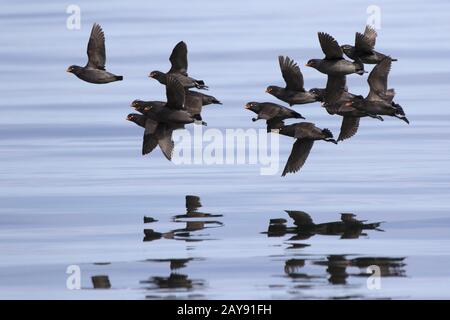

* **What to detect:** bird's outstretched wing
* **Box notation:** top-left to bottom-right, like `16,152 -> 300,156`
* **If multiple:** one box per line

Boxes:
169,41 -> 188,76
364,25 -> 377,48
282,139 -> 314,176
324,75 -> 347,106
165,75 -> 185,110
338,116 -> 360,142
142,118 -> 159,155
318,32 -> 343,60
86,23 -> 106,70
278,56 -> 305,92
367,57 -> 392,101
355,32 -> 374,53
157,125 -> 175,160
184,90 -> 203,115
285,210 -> 314,226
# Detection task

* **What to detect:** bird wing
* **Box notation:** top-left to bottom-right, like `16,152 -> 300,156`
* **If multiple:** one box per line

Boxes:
385,89 -> 396,102
142,119 -> 159,155
266,118 -> 285,131
157,125 -> 175,160
354,32 -> 374,53
285,210 -> 314,226
318,32 -> 343,60
282,139 -> 314,176
168,41 -> 188,76
184,90 -> 203,115
367,57 -> 392,101
278,56 -> 305,92
364,25 -> 377,48
186,195 -> 202,212
324,75 -> 347,105
338,116 -> 360,141
165,75 -> 185,110
86,23 -> 106,70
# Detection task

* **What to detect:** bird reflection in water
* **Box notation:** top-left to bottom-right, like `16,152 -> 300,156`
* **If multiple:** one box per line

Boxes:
140,258 -> 205,294
314,255 -> 407,285
143,195 -> 223,242
265,210 -> 383,240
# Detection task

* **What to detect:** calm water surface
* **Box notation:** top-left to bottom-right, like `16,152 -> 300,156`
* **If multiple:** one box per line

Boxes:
1,0 -> 450,299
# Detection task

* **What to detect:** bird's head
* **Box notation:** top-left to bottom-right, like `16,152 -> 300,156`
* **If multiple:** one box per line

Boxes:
344,96 -> 364,108
66,65 -> 81,74
149,70 -> 164,80
305,59 -> 320,69
265,86 -> 283,97
340,44 -> 353,55
131,100 -> 143,109
245,102 -> 259,112
309,88 -> 324,101
126,114 -> 136,122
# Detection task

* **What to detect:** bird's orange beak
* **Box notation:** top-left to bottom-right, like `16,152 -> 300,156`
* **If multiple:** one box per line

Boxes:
266,88 -> 272,93
245,103 -> 251,109
66,67 -> 72,72
344,101 -> 353,107
305,62 -> 311,67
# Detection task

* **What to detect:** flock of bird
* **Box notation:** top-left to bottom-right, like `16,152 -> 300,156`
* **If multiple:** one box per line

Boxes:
246,25 -> 409,176
67,23 -> 408,176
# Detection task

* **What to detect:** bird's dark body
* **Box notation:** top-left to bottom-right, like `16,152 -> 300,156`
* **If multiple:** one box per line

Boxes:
312,59 -> 364,76
342,46 -> 396,64
69,66 -> 122,84
67,23 -> 122,84
268,87 -> 318,106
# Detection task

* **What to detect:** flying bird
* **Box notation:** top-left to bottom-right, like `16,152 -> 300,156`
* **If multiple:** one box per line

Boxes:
341,25 -> 397,64
321,74 -> 383,142
305,32 -> 365,76
245,102 -> 305,132
184,90 -> 221,121
345,57 -> 408,124
266,56 -> 320,106
66,23 -> 123,84
149,41 -> 207,89
126,113 -> 183,160
278,122 -> 337,176
138,75 -> 207,125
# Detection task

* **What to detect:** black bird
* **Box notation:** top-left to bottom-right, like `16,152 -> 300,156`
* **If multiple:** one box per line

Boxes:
149,41 -> 207,89
321,74 -> 383,142
345,57 -> 409,124
67,23 -> 122,84
132,91 -> 219,122
131,100 -> 165,111
341,25 -> 397,64
245,102 -> 305,132
278,122 -> 337,176
306,32 -> 365,76
184,90 -> 221,120
126,113 -> 183,160
266,56 -> 320,106
140,76 -> 207,125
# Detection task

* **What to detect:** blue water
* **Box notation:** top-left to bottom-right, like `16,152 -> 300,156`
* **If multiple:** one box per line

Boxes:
0,0 -> 450,299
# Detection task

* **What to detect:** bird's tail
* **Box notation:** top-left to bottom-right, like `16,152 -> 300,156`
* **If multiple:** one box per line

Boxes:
391,58 -> 398,62
115,75 -> 123,81
322,128 -> 334,139
293,111 -> 305,119
211,98 -> 222,105
392,102 -> 405,116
